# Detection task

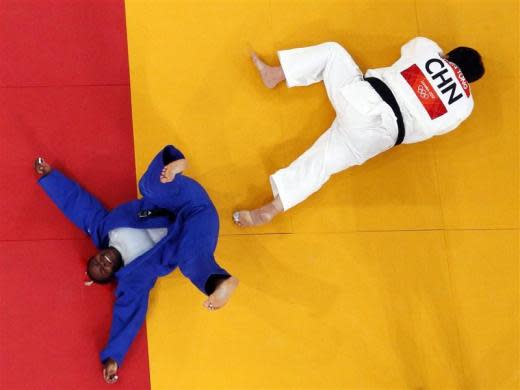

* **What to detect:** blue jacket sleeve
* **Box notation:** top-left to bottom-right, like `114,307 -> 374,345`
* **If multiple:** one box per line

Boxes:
38,170 -> 108,247
99,284 -> 151,366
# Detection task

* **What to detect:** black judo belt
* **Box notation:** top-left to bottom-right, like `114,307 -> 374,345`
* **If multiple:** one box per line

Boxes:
138,208 -> 172,218
364,77 -> 405,146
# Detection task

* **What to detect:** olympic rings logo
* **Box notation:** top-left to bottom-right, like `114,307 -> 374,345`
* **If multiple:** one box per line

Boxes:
417,84 -> 430,99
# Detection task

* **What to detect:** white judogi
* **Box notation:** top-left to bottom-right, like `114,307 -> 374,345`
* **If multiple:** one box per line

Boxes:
367,37 -> 474,142
108,227 -> 168,265
270,38 -> 474,210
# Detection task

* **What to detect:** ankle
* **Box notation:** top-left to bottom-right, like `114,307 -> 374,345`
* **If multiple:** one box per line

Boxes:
254,204 -> 278,223
275,66 -> 285,83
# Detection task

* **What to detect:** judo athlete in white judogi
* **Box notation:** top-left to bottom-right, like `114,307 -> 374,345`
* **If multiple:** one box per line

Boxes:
233,37 -> 485,227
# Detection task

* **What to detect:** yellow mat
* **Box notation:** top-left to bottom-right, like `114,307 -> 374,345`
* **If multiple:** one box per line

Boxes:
125,0 -> 519,388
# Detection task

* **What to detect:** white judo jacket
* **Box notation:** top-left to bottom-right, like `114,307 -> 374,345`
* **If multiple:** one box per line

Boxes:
366,37 -> 474,143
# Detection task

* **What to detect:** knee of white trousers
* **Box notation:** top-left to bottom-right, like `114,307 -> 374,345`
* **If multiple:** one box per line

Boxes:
322,41 -> 342,50
322,41 -> 348,57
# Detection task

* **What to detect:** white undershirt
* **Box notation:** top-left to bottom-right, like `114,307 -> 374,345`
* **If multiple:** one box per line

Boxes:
108,227 -> 168,265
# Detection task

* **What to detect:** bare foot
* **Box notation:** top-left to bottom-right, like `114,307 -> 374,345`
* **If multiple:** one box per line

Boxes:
160,163 -> 176,183
34,157 -> 52,176
233,209 -> 273,227
159,159 -> 185,183
250,51 -> 285,89
203,276 -> 239,310
233,198 -> 283,227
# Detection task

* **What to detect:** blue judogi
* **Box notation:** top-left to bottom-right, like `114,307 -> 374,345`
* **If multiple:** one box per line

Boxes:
38,145 -> 229,366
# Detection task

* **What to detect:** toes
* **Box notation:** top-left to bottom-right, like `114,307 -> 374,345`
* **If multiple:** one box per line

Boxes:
160,175 -> 172,184
233,211 -> 252,227
203,299 -> 218,311
159,167 -> 174,183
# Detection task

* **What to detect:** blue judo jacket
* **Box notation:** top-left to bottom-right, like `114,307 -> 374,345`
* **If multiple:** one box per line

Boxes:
38,145 -> 229,366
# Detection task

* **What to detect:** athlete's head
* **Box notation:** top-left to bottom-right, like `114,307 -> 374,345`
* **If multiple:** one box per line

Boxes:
446,47 -> 485,83
86,247 -> 123,284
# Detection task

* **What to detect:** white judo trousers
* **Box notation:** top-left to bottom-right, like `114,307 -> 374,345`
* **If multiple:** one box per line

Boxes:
270,42 -> 399,211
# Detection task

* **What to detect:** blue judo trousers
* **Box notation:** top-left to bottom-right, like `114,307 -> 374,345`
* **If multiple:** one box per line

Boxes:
38,145 -> 229,366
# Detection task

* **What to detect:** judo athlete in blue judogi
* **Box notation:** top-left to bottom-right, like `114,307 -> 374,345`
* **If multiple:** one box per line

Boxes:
34,145 -> 239,384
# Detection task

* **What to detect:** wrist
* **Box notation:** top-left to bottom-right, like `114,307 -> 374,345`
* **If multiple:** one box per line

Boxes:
104,358 -> 117,367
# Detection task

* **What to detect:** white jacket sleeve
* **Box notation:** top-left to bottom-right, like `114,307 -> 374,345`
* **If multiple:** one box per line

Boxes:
401,37 -> 443,58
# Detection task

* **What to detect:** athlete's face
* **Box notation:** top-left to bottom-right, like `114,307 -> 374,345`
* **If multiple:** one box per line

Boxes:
87,249 -> 118,283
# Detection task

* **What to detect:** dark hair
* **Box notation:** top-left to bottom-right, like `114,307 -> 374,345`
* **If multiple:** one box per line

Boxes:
446,47 -> 485,83
86,257 -> 114,285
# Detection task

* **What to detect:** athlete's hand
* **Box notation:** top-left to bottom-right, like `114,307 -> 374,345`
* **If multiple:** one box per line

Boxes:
103,358 -> 119,384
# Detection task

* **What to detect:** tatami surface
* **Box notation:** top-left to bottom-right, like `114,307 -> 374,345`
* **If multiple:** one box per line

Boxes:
0,1 -> 517,389
125,0 -> 518,389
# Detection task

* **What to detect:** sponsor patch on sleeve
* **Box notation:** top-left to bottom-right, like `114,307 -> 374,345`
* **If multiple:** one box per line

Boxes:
401,64 -> 447,119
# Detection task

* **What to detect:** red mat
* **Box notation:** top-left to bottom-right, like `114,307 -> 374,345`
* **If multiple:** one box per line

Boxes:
0,0 -> 129,87
0,86 -> 137,241
0,241 -> 149,390
0,1 -> 151,389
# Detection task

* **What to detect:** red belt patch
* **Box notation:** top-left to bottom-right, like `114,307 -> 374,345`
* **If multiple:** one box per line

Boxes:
401,64 -> 447,119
